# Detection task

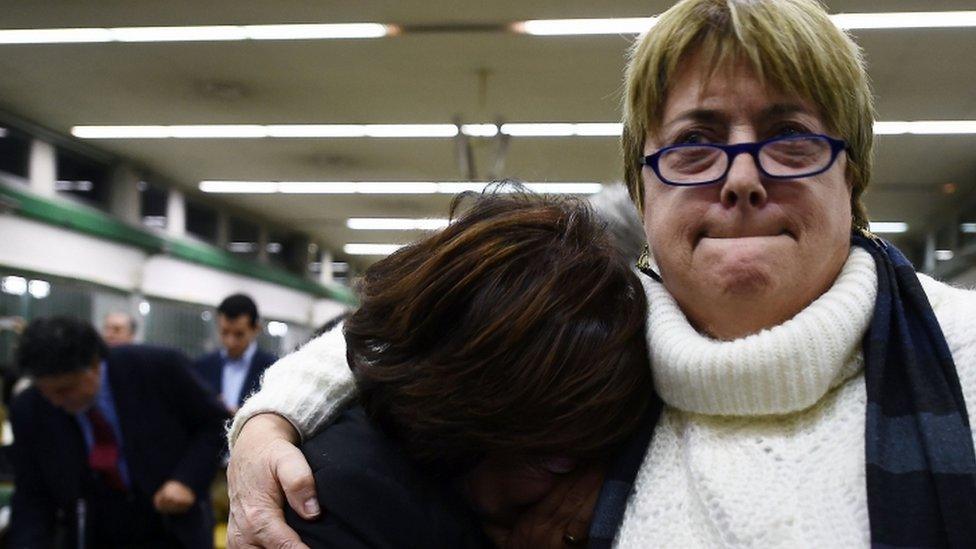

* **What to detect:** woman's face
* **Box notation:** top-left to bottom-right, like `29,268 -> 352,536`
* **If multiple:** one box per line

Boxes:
642,56 -> 853,339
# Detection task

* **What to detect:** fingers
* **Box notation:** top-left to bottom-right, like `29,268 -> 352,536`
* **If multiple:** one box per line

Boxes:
225,413 -> 312,548
227,506 -> 310,549
273,443 -> 320,519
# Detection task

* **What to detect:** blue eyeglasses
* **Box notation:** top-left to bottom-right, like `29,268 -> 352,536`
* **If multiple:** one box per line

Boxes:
640,133 -> 848,187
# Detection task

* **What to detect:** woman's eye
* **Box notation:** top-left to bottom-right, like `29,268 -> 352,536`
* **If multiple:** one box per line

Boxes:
772,124 -> 810,138
673,130 -> 711,145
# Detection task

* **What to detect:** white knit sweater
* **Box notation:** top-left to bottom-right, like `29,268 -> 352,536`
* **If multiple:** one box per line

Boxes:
228,248 -> 976,547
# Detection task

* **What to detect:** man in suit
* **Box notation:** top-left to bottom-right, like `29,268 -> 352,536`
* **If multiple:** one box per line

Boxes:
193,294 -> 276,413
9,316 -> 229,548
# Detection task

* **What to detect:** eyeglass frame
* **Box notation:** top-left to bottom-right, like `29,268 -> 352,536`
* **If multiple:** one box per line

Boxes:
639,133 -> 849,187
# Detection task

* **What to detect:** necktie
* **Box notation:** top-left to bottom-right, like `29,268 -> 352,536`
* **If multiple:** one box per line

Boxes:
86,407 -> 126,492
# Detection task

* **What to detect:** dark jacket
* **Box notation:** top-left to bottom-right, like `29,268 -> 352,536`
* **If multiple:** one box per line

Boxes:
285,406 -> 490,548
192,347 -> 276,408
9,345 -> 230,548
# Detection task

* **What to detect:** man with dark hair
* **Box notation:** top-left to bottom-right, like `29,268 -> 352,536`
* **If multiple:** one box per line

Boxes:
10,316 -> 229,548
193,294 -> 276,413
101,311 -> 137,347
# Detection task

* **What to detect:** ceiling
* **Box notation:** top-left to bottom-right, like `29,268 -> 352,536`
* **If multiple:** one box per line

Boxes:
1,0 -> 975,270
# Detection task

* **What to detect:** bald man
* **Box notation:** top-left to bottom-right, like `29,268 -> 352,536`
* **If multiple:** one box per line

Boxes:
101,312 -> 136,347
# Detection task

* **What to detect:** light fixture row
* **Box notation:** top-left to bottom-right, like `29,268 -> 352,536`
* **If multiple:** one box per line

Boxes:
342,220 -> 970,256
3,12 -> 976,45
199,181 -> 603,195
72,120 -> 976,139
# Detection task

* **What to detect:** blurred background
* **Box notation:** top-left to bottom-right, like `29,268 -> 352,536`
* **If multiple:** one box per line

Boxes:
0,0 -> 975,378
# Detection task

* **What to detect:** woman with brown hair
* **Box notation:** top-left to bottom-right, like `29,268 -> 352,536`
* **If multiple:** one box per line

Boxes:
270,189 -> 654,546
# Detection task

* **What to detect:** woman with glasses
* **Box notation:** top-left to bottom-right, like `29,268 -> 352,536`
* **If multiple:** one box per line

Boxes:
228,0 -> 976,547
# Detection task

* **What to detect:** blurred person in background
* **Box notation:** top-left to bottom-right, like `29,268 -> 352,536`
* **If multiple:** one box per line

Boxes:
9,316 -> 228,548
226,0 -> 976,547
193,294 -> 276,415
279,191 -> 655,547
100,311 -> 137,347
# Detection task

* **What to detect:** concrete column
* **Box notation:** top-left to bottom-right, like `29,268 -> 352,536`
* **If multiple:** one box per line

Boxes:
216,211 -> 230,249
28,139 -> 57,197
318,250 -> 334,285
166,190 -> 186,238
108,166 -> 142,225
923,231 -> 937,274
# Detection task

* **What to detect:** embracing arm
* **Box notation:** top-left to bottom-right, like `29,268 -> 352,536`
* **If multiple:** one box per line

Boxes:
227,324 -> 357,448
225,324 -> 358,549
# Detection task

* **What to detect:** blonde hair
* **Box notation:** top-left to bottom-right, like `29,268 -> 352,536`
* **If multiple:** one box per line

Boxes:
622,0 -> 876,230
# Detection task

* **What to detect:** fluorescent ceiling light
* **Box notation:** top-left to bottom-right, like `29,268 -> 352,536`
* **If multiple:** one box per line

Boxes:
514,12 -> 976,36
526,183 -> 605,194
874,121 -> 976,135
344,243 -> 405,256
935,250 -> 955,261
365,124 -> 458,138
1,275 -> 27,296
28,279 -> 51,299
0,28 -> 113,44
227,242 -> 258,253
357,182 -> 440,194
347,218 -> 450,230
266,125 -> 366,138
277,182 -> 358,194
244,23 -> 387,40
72,124 -> 458,139
499,123 -> 622,137
267,320 -> 289,337
961,223 -> 976,234
0,23 -> 388,45
201,181 -> 604,195
833,11 -> 976,30
110,26 -> 248,42
199,181 -> 278,193
517,17 -> 656,36
869,222 -> 909,234
460,124 -> 499,137
72,120 -> 976,140
436,182 -> 496,193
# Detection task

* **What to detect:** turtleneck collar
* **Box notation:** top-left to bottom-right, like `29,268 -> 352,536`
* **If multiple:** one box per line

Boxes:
642,246 -> 878,416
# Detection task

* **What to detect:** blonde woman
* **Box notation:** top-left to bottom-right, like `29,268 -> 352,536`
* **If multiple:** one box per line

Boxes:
228,1 -> 976,547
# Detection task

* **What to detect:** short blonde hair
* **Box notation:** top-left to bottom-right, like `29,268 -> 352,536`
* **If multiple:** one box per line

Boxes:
622,0 -> 876,230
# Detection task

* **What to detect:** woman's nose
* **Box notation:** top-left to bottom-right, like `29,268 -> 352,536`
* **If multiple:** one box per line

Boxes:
720,151 -> 768,209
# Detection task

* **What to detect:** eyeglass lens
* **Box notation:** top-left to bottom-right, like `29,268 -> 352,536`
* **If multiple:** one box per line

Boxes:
659,135 -> 832,184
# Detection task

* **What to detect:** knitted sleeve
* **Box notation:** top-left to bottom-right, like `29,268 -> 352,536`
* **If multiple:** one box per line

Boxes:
226,324 -> 357,448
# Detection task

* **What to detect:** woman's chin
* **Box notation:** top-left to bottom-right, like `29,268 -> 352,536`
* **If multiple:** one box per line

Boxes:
692,241 -> 790,297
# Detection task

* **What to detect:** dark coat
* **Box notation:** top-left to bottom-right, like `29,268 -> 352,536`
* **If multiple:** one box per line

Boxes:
191,346 -> 276,408
285,406 -> 491,549
9,344 -> 230,548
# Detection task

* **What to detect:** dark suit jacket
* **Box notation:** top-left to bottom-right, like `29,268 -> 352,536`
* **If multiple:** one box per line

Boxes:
9,345 -> 230,548
285,406 -> 490,548
192,346 -> 276,408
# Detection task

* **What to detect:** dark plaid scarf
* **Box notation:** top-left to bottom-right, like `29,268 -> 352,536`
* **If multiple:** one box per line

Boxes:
588,235 -> 976,548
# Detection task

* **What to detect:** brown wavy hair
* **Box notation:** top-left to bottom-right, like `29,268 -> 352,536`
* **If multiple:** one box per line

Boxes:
345,187 -> 652,473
